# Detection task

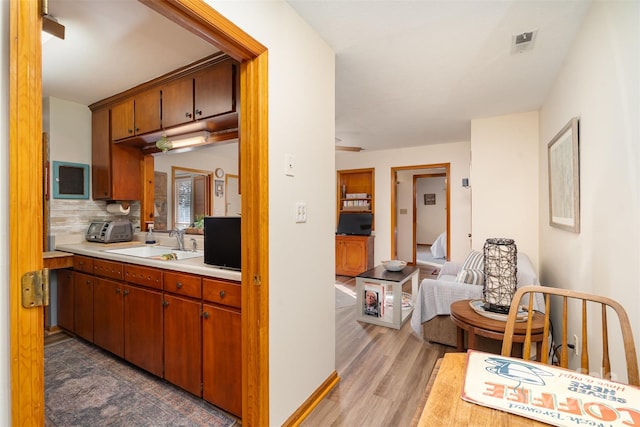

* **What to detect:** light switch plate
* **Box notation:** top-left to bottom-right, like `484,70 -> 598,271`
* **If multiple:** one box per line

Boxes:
285,154 -> 295,176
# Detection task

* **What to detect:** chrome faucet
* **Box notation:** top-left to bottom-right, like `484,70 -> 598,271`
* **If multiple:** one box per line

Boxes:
169,228 -> 185,251
190,238 -> 197,252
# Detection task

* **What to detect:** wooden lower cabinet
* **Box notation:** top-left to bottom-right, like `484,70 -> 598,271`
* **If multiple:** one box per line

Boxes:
57,269 -> 74,332
73,271 -> 94,342
163,294 -> 202,396
335,235 -> 374,276
202,303 -> 242,417
65,255 -> 241,418
123,284 -> 163,377
93,278 -> 124,357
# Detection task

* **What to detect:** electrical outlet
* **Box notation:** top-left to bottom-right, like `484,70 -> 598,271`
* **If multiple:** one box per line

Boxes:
295,202 -> 307,223
573,334 -> 579,356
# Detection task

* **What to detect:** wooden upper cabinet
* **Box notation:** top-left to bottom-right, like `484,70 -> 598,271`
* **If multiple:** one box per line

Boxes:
194,58 -> 236,119
91,107 -> 111,199
162,58 -> 236,130
111,98 -> 134,141
92,105 -> 142,200
161,77 -> 194,129
111,89 -> 161,141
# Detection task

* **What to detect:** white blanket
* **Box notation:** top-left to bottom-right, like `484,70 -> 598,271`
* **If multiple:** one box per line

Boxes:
410,253 -> 545,337
430,232 -> 447,259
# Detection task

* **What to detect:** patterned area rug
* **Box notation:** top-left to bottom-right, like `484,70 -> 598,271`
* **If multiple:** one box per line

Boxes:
45,338 -> 239,427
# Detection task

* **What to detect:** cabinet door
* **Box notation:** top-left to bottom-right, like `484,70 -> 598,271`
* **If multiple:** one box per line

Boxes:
194,59 -> 236,119
91,107 -> 111,199
111,98 -> 135,141
92,106 -> 142,201
202,303 -> 241,417
164,294 -> 202,396
93,278 -> 124,357
73,272 -> 94,342
109,143 -> 142,201
57,269 -> 74,332
134,89 -> 161,134
342,238 -> 366,274
336,236 -> 373,276
162,77 -> 194,128
123,285 -> 163,377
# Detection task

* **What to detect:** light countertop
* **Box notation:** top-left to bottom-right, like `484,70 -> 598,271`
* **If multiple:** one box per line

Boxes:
56,240 -> 241,282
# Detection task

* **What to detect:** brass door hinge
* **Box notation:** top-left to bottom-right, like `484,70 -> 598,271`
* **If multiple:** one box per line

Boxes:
21,268 -> 50,308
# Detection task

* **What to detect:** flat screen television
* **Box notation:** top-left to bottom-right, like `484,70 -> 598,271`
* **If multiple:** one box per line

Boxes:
204,216 -> 241,271
336,213 -> 373,236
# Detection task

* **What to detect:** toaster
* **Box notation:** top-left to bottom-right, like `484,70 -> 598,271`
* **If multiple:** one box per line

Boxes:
86,219 -> 133,243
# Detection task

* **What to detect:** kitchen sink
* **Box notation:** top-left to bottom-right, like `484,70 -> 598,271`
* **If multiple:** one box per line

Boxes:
104,245 -> 204,260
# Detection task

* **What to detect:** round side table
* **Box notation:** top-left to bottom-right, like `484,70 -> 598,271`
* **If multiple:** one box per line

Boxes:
450,299 -> 546,361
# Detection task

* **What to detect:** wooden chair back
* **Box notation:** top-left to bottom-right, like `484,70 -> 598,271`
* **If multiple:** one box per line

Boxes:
501,285 -> 639,385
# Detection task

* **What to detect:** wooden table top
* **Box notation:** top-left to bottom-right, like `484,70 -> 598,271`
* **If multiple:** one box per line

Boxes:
417,353 -> 550,426
450,299 -> 545,334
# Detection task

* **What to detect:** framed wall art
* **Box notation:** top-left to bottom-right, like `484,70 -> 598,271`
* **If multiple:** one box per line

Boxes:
547,117 -> 580,233
53,161 -> 90,199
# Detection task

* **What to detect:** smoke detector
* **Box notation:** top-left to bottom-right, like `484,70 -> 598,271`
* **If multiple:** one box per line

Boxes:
511,30 -> 537,54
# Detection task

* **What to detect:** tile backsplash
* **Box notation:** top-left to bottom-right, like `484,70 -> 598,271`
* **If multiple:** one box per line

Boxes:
50,199 -> 141,244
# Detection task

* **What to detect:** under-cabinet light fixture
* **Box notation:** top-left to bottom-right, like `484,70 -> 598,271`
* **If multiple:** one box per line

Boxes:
156,131 -> 211,153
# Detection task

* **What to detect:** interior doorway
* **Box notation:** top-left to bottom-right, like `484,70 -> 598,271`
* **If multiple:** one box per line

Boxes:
10,1 -> 268,425
391,164 -> 450,265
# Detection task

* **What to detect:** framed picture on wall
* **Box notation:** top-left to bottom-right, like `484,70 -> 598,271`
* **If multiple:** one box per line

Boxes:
53,161 -> 90,199
424,193 -> 436,205
548,117 -> 580,233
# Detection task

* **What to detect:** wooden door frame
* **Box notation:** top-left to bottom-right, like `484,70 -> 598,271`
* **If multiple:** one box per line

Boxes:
9,0 -> 269,425
390,164 -> 450,263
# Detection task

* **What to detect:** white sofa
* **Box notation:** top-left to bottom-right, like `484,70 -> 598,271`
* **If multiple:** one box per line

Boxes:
410,252 -> 544,347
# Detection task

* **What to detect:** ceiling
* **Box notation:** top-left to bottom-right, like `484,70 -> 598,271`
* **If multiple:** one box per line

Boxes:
42,0 -> 592,152
42,0 -> 216,107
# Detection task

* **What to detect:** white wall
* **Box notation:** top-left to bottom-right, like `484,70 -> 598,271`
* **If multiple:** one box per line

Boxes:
470,111 -> 540,267
209,1 -> 336,424
539,0 -> 639,382
336,141 -> 472,263
417,176 -> 446,244
46,97 -> 91,164
396,170 -> 414,261
0,0 -> 10,423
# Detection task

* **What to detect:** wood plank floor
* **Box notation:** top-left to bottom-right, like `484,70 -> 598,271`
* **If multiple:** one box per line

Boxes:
302,267 -> 456,426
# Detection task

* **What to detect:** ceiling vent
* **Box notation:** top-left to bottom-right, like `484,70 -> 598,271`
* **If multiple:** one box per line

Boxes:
511,30 -> 537,54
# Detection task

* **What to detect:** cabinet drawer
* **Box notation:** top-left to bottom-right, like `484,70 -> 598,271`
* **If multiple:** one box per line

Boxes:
93,259 -> 124,280
203,278 -> 241,308
124,264 -> 163,290
74,255 -> 94,274
164,271 -> 201,299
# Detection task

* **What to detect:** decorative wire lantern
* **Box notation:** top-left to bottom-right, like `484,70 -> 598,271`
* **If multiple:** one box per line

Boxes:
483,238 -> 517,314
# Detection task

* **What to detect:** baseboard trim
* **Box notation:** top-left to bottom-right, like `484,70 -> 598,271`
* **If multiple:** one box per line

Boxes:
281,370 -> 340,427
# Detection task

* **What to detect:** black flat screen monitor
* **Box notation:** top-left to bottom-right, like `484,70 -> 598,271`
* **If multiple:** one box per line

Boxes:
204,216 -> 241,271
336,213 -> 373,236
